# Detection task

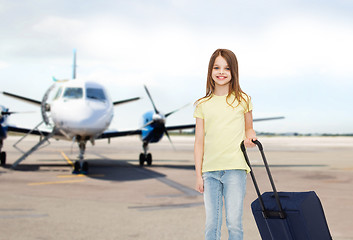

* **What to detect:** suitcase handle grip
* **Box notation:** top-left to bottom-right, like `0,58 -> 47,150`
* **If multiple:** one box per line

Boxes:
241,139 -> 286,219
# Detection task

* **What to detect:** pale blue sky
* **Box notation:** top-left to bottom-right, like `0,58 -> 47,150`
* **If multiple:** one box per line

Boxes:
1,0 -> 353,134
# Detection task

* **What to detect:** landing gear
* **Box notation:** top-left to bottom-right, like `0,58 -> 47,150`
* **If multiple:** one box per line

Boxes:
82,161 -> 89,173
73,161 -> 80,174
78,142 -> 86,161
72,140 -> 89,174
146,153 -> 152,165
0,140 -> 6,166
139,142 -> 152,167
72,160 -> 89,174
139,153 -> 152,167
139,153 -> 144,166
0,151 -> 6,166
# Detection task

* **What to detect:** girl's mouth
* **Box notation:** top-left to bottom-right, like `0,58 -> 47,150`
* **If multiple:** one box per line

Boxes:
217,76 -> 227,80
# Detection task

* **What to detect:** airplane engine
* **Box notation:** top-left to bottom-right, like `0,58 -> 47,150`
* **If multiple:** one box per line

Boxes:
41,83 -> 56,125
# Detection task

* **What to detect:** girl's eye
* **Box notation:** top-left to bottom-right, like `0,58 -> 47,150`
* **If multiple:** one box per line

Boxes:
226,67 -> 230,70
213,67 -> 219,70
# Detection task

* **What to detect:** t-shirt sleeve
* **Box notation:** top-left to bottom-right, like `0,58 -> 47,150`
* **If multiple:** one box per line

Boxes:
193,103 -> 204,119
241,95 -> 253,113
246,97 -> 253,113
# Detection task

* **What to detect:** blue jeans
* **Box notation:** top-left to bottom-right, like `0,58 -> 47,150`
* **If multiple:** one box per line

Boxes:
203,170 -> 247,240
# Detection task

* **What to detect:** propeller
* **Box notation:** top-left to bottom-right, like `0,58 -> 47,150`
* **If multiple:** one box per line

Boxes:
0,107 -> 35,127
143,85 -> 176,149
1,111 -> 16,116
144,85 -> 159,114
164,128 -> 175,150
165,103 -> 191,118
1,110 -> 35,119
1,111 -> 34,115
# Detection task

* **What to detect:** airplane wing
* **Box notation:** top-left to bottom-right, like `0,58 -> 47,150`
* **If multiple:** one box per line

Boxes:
8,124 -> 142,140
164,117 -> 285,131
113,97 -> 140,106
98,124 -> 195,139
253,116 -> 285,122
3,91 -> 140,107
2,91 -> 42,106
97,129 -> 142,139
8,124 -> 143,140
165,124 -> 196,131
7,125 -> 51,136
99,116 -> 285,138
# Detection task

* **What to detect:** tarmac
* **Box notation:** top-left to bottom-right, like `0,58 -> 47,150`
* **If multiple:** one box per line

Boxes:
0,135 -> 352,240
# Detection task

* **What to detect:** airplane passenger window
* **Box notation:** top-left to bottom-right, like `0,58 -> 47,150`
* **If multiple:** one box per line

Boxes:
63,88 -> 83,99
86,88 -> 106,101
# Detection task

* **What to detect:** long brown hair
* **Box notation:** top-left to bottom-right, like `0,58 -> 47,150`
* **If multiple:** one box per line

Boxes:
195,49 -> 250,110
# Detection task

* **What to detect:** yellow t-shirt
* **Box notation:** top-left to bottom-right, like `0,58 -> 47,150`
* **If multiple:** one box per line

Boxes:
193,93 -> 252,173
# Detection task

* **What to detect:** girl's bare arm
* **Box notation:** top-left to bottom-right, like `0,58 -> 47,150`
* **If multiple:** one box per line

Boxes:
244,110 -> 257,148
194,117 -> 205,193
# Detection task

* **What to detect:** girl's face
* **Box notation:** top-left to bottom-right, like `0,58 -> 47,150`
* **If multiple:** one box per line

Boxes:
211,55 -> 232,88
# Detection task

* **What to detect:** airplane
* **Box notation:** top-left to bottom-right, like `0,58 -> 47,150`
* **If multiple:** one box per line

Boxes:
1,50 -> 141,173
0,51 -> 195,173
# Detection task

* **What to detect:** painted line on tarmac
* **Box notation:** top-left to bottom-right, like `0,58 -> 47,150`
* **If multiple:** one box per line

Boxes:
129,202 -> 204,211
27,174 -> 105,186
59,151 -> 105,178
60,151 -> 74,168
57,174 -> 87,178
57,174 -> 105,178
27,152 -> 105,185
0,214 -> 49,219
0,208 -> 49,219
28,179 -> 85,186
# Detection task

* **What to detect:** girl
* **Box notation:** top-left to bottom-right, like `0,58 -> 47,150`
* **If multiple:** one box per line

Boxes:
194,49 -> 257,240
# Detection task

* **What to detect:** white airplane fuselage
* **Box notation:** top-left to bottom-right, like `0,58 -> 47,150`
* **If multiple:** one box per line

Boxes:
50,79 -> 113,139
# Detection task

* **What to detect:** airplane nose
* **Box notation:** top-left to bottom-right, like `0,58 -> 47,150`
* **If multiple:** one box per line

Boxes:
51,100 -> 111,130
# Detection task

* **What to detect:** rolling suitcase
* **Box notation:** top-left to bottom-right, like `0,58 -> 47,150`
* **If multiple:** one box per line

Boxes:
240,140 -> 332,240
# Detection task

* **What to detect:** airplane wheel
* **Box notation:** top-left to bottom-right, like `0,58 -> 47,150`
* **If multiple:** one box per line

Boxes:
82,161 -> 89,174
0,152 -> 6,166
146,153 -> 152,166
73,161 -> 81,174
139,153 -> 145,167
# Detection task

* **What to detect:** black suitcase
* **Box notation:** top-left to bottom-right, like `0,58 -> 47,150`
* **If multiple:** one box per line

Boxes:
240,140 -> 332,240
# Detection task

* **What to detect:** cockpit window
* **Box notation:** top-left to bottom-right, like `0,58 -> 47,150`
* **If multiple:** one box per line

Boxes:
86,88 -> 106,101
63,88 -> 83,99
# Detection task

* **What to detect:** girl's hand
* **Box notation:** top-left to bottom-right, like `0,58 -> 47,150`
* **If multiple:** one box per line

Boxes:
244,137 -> 257,148
195,176 -> 204,193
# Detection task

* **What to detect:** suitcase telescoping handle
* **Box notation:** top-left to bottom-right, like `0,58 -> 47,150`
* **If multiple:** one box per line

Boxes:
241,139 -> 286,219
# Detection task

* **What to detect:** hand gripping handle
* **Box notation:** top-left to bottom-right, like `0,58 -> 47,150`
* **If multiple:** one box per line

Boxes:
241,139 -> 286,219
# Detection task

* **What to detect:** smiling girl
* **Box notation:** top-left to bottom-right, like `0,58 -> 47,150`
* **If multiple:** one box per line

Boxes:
194,49 -> 257,240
